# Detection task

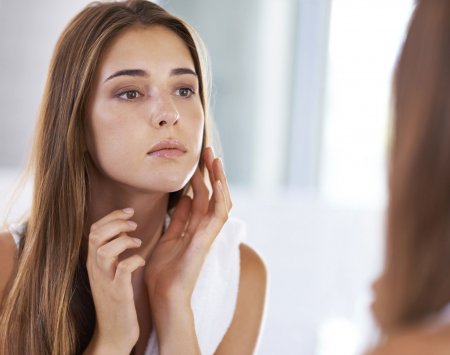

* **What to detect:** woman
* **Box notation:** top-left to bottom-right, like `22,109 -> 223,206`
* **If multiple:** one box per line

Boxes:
0,1 -> 267,354
369,0 -> 450,353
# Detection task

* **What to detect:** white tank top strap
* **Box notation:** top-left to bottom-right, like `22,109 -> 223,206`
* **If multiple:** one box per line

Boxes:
145,217 -> 246,355
8,223 -> 26,249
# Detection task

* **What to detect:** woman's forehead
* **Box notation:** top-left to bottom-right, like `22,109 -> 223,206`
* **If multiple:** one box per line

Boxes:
97,25 -> 195,81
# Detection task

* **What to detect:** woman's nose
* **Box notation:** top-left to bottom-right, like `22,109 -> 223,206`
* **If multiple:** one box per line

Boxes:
150,96 -> 180,128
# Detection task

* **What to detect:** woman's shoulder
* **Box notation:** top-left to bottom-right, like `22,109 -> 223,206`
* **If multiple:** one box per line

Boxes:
221,216 -> 266,285
213,240 -> 267,353
367,323 -> 450,355
237,243 -> 267,326
217,216 -> 267,282
239,243 -> 267,287
0,229 -> 19,301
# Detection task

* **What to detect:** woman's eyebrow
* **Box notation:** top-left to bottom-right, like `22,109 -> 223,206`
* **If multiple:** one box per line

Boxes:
170,68 -> 197,76
104,69 -> 149,82
103,67 -> 197,83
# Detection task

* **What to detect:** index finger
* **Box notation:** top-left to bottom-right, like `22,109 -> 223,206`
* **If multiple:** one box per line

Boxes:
212,158 -> 232,212
190,167 -> 209,214
90,208 -> 135,232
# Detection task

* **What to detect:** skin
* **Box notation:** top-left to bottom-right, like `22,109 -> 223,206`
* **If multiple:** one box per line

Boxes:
0,25 -> 267,355
0,230 -> 16,303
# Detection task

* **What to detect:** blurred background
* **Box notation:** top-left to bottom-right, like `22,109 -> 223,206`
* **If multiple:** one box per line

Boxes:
0,0 -> 415,354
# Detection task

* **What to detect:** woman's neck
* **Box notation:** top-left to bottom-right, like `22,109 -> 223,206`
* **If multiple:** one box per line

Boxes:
86,170 -> 170,262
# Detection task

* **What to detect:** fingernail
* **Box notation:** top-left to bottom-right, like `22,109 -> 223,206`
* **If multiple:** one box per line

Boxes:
132,237 -> 142,245
127,221 -> 137,228
123,208 -> 134,214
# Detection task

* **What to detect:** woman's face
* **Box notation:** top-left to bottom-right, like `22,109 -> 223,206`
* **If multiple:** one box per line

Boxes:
85,25 -> 204,193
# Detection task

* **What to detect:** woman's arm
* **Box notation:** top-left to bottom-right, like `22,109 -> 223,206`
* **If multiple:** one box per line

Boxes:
214,243 -> 267,355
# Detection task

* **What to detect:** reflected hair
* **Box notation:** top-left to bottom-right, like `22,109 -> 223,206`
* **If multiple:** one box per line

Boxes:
380,0 -> 450,332
0,1 -> 212,354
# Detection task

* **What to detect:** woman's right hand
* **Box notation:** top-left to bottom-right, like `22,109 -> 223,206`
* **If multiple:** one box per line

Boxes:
84,208 -> 144,354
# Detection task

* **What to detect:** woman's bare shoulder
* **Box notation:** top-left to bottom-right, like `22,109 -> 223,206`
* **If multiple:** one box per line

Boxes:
367,324 -> 450,355
214,243 -> 267,354
0,230 -> 18,301
239,243 -> 267,285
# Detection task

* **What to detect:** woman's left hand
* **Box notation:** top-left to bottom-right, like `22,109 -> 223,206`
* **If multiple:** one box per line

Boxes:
144,147 -> 232,351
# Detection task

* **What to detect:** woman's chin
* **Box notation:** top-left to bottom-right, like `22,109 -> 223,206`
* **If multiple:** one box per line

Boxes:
157,175 -> 191,193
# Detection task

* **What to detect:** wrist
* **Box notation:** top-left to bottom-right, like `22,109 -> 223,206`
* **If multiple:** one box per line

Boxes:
150,291 -> 191,322
153,302 -> 193,332
83,327 -> 134,355
153,306 -> 200,355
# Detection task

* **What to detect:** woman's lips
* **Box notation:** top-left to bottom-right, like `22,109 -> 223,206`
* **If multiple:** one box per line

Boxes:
148,148 -> 185,158
147,140 -> 187,158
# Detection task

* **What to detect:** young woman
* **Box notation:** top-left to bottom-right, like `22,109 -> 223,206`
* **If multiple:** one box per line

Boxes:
0,1 -> 267,354
369,1 -> 450,354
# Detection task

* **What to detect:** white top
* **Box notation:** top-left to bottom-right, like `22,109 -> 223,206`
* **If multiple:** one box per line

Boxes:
8,223 -> 24,249
9,217 -> 246,355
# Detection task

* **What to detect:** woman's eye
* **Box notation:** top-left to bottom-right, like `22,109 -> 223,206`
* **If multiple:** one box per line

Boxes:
177,87 -> 194,98
117,90 -> 142,100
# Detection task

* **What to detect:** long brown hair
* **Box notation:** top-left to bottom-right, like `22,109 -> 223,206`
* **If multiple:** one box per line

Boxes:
0,1 -> 212,354
378,0 -> 450,333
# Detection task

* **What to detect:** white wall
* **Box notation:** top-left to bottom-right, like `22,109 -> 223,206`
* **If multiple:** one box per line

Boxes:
0,0 -> 93,167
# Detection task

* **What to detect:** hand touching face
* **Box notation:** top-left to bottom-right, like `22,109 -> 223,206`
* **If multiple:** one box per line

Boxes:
143,147 -> 232,340
86,25 -> 204,193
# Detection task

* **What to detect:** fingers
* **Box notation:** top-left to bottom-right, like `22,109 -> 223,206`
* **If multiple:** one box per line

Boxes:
182,148 -> 230,252
186,179 -> 228,254
89,218 -> 138,250
88,209 -> 141,279
210,178 -> 228,225
185,168 -> 210,238
212,158 -> 232,212
90,208 -> 135,231
114,254 -> 146,288
190,168 -> 210,213
96,234 -> 142,275
202,147 -> 232,215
